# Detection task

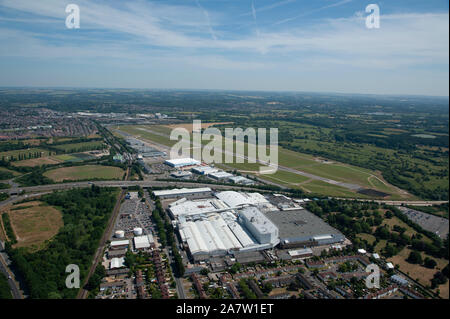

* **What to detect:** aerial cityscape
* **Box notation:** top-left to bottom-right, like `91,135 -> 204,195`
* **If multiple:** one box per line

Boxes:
0,0 -> 448,312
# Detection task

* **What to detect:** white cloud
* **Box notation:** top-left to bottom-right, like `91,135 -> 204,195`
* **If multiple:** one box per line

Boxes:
0,0 -> 448,72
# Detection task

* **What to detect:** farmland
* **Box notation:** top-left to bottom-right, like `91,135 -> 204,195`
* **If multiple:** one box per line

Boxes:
43,165 -> 125,182
52,141 -> 106,153
12,157 -> 62,167
1,201 -> 63,252
0,148 -> 51,161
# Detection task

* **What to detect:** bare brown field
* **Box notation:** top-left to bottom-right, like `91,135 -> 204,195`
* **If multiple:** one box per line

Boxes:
7,201 -> 63,251
12,157 -> 62,167
0,218 -> 6,241
164,122 -> 233,132
388,247 -> 448,292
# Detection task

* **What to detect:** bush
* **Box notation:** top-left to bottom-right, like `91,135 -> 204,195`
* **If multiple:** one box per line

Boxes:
424,257 -> 437,269
407,251 -> 423,264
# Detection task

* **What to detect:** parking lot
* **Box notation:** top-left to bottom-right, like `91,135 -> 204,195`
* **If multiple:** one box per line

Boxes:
113,194 -> 155,238
399,207 -> 449,239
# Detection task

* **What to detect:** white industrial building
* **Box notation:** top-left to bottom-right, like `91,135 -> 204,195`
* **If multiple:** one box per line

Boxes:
227,175 -> 254,185
178,213 -> 261,260
110,239 -> 129,250
171,199 -> 279,260
192,166 -> 219,175
238,206 -> 279,246
133,234 -> 155,250
154,189 -> 286,261
168,198 -> 229,218
208,171 -> 234,180
164,158 -> 200,168
110,257 -> 125,269
152,187 -> 212,199
215,191 -> 276,211
171,171 -> 193,179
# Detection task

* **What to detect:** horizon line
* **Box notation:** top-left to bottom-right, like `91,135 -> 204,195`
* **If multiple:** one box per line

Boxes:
0,86 -> 448,99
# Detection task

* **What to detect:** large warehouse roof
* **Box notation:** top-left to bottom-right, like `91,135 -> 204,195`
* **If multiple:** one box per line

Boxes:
169,198 -> 229,217
133,235 -> 154,249
165,158 -> 200,167
240,206 -> 278,237
179,214 -> 256,256
153,187 -> 211,197
208,171 -> 234,179
192,166 -> 219,175
110,257 -> 125,269
215,191 -> 270,208
228,221 -> 257,248
263,209 -> 345,245
179,221 -> 209,255
110,240 -> 129,247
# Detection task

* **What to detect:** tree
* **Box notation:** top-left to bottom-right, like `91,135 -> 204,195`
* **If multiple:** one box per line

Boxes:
424,257 -> 437,269
262,282 -> 273,294
229,263 -> 241,275
407,251 -> 423,265
200,268 -> 209,276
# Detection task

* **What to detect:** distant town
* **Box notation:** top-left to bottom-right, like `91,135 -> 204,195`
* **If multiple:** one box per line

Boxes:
0,90 -> 448,301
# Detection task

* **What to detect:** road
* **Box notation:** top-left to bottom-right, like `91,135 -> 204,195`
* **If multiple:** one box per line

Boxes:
164,246 -> 186,299
3,180 -> 447,208
3,180 -> 271,197
0,247 -> 23,299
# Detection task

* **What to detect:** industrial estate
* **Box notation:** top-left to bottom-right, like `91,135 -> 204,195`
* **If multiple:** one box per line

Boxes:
0,1 -> 448,305
0,103 -> 448,301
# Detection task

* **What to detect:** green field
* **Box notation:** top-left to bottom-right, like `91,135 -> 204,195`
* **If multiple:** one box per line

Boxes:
0,148 -> 49,161
256,170 -> 310,186
52,152 -> 96,163
0,167 -> 20,178
53,141 -> 105,153
43,165 -> 125,182
114,124 -> 414,199
115,125 -> 175,147
356,233 -> 376,245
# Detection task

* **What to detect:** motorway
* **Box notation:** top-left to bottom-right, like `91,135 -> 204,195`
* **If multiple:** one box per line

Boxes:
3,180 -> 447,208
3,180 -> 270,197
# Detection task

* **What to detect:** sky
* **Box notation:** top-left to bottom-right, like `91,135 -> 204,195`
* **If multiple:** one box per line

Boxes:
0,0 -> 448,96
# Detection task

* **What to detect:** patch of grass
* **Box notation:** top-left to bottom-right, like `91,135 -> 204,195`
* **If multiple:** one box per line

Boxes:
43,165 -> 125,182
301,180 -> 370,198
374,240 -> 387,253
388,247 -> 449,288
0,167 -> 21,178
53,141 -> 105,153
357,233 -> 376,245
0,183 -> 10,190
8,201 -> 63,251
0,148 -> 49,161
12,157 -> 63,167
257,170 -> 309,187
